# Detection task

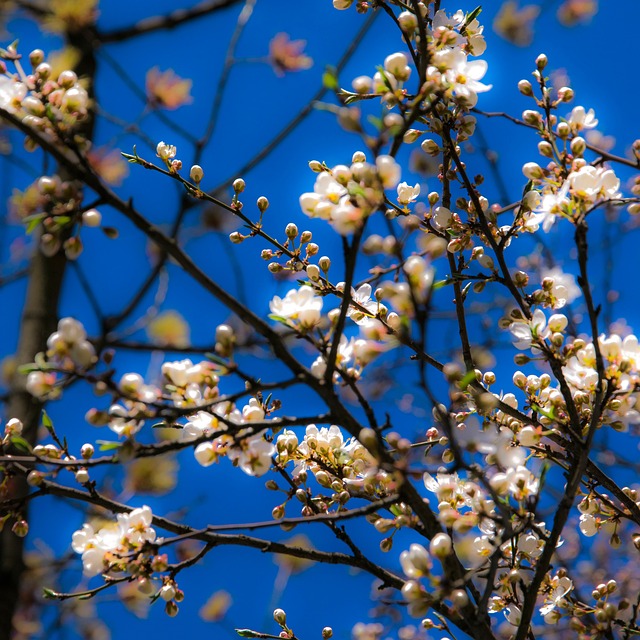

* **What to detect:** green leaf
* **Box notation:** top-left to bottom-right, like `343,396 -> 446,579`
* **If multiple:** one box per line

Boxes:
322,66 -> 339,91
538,462 -> 550,490
465,6 -> 482,24
10,435 -> 32,453
343,94 -> 364,105
366,115 -> 383,131
41,410 -> 54,432
42,588 -> 60,600
24,213 -> 45,234
96,440 -> 121,451
17,363 -> 39,375
53,215 -> 72,226
235,630 -> 260,638
389,504 -> 402,517
121,145 -> 141,164
348,184 -> 366,198
458,370 -> 477,390
431,279 -> 450,290
530,403 -> 555,421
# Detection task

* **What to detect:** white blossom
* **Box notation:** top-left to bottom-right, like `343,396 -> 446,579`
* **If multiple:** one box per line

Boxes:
397,182 -> 420,205
567,106 -> 598,131
269,286 -> 323,330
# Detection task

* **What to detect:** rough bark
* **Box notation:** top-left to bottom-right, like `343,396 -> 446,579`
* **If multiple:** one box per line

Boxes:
0,24 -> 97,639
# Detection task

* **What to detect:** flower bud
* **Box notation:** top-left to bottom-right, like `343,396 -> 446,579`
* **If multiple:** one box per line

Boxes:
523,110 -> 542,126
151,554 -> 169,572
518,79 -> 533,96
536,53 -> 548,70
27,470 -> 44,486
403,128 -> 422,143
429,532 -> 452,558
273,609 -> 287,625
29,49 -> 44,67
190,164 -> 204,183
421,139 -> 440,156
229,231 -> 244,244
160,584 -> 176,602
384,52 -> 410,81
308,160 -> 323,173
306,264 -> 320,281
82,208 -> 102,227
285,223 -> 298,239
12,520 -> 29,537
75,469 -> 90,484
538,141 -> 553,158
58,70 -> 78,88
522,162 -> 543,180
257,196 -> 269,212
548,313 -> 568,333
451,589 -> 469,609
64,237 -> 83,260
557,86 -> 574,102
570,136 -> 586,156
322,628 -> 333,639
232,178 -> 245,193
5,418 -> 23,436
380,537 -> 393,552
215,323 -> 234,345
35,62 -> 51,79
319,256 -> 331,272
352,75 -> 372,94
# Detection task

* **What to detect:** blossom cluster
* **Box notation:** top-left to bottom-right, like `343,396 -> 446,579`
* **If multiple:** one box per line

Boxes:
517,103 -> 622,233
274,424 -> 393,514
71,506 -> 157,578
344,8 -> 490,111
300,153 -> 401,234
25,317 -> 96,398
0,46 -> 89,134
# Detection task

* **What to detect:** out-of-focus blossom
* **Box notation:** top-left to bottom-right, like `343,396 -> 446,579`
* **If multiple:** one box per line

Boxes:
88,147 -> 129,186
269,33 -> 313,76
200,590 -> 232,622
493,1 -> 540,46
557,0 -> 597,26
43,0 -> 98,33
146,67 -> 193,110
147,310 -> 191,348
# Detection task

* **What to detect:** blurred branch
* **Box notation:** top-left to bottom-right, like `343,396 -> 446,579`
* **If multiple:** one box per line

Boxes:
98,0 -> 245,44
